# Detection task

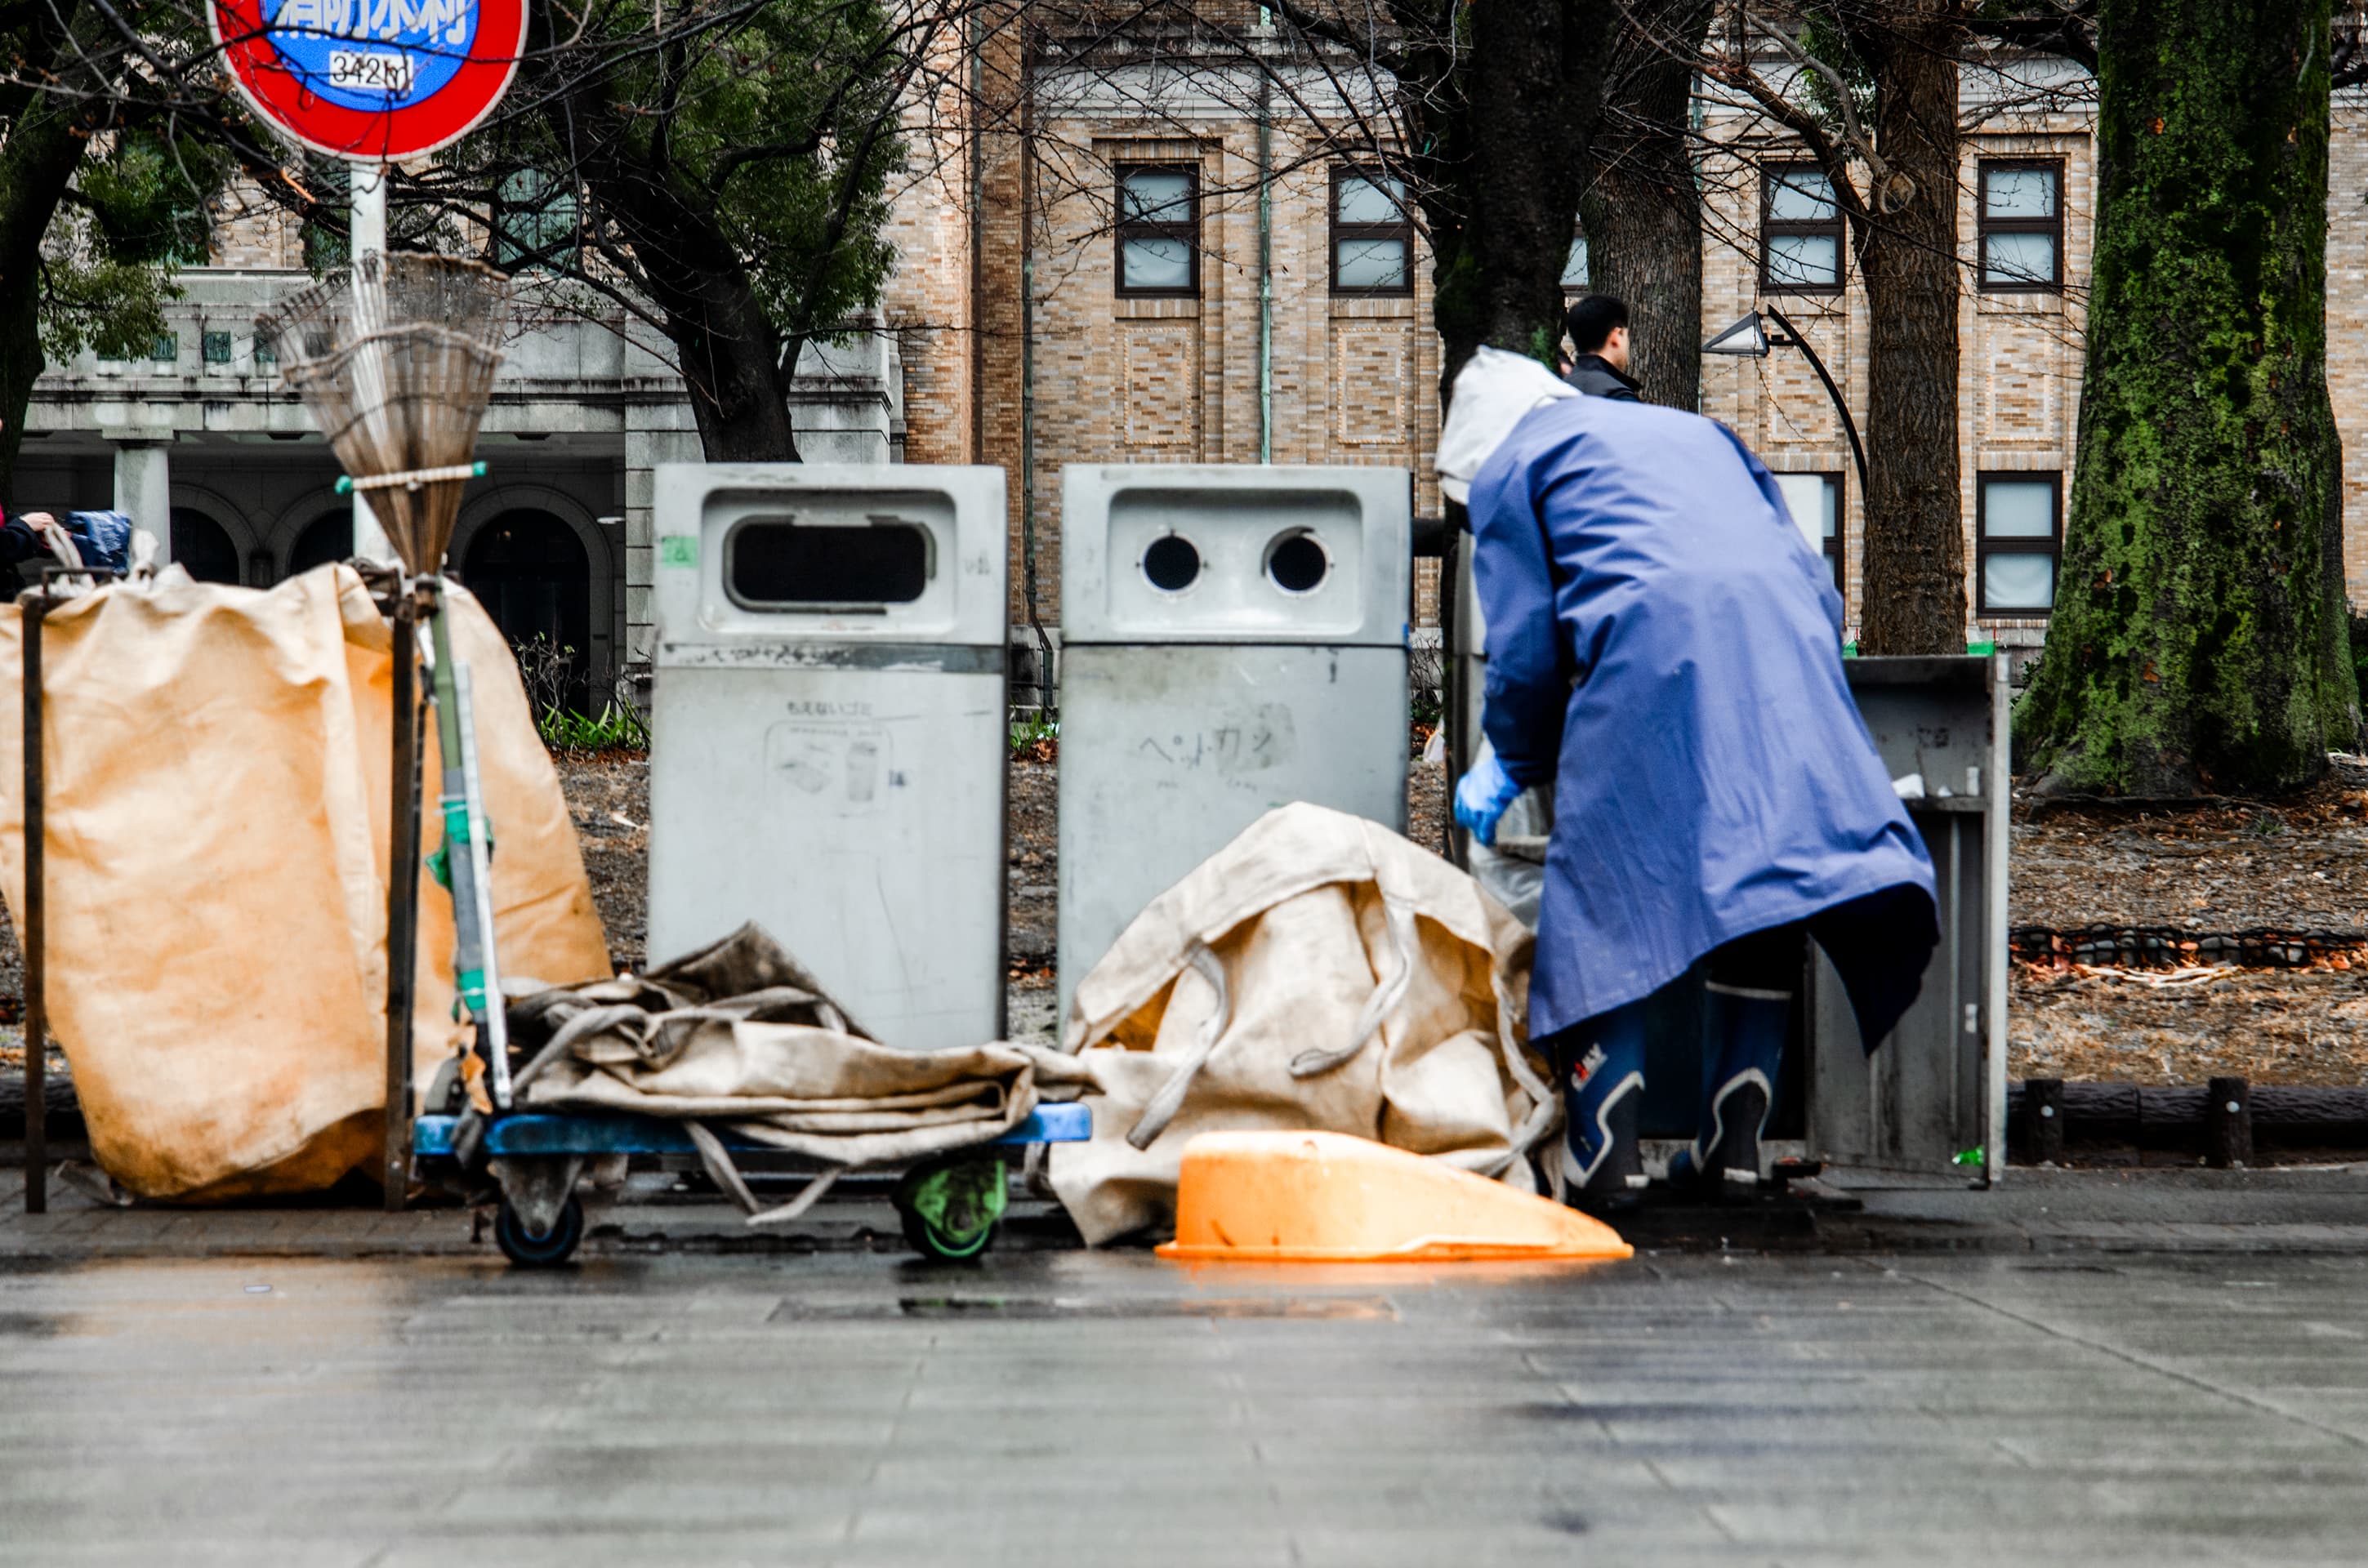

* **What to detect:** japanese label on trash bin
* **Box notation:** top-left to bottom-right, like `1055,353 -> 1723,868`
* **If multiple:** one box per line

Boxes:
768,720 -> 894,816
1133,703 -> 1297,777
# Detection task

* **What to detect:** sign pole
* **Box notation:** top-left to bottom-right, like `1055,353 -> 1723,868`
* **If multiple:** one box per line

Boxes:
349,163 -> 395,565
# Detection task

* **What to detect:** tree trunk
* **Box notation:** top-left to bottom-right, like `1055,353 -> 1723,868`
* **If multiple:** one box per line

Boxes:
656,274 -> 805,463
535,67 -> 804,463
1580,0 -> 1710,411
0,22 -> 93,502
1848,2 -> 1965,655
2016,0 -> 2356,795
1420,0 -> 1614,391
607,202 -> 804,462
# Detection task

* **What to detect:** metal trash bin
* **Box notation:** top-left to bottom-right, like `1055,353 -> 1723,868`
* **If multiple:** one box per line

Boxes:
1057,464 -> 1411,1017
1807,654 -> 2010,1182
648,463 -> 1009,1049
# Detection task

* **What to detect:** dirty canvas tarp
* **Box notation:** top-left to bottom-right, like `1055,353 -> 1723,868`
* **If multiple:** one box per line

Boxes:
511,924 -> 1058,1222
1049,802 -> 1551,1246
0,566 -> 611,1200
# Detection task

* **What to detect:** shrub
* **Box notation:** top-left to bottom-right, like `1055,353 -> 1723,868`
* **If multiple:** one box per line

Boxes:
1407,633 -> 1445,732
514,634 -> 648,755
540,701 -> 651,755
1010,714 -> 1058,762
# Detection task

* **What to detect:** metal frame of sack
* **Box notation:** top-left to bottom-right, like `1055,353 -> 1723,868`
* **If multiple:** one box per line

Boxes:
378,564 -> 518,1215
20,581 -> 53,1213
380,572 -> 428,1213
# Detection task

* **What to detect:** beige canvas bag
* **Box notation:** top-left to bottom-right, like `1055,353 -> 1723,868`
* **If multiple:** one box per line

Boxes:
1047,803 -> 1551,1245
0,566 -> 610,1199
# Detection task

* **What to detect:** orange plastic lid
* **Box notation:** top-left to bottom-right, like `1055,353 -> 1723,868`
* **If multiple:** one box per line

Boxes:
1155,1129 -> 1632,1263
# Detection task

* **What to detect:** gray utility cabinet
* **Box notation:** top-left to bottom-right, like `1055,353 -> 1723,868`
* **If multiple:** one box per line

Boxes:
1058,466 -> 1412,1018
1808,655 -> 2011,1183
648,463 -> 1009,1050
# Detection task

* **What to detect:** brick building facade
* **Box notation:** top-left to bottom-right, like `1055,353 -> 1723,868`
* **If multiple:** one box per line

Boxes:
23,39 -> 2368,702
885,46 -> 2368,683
887,29 -> 1445,652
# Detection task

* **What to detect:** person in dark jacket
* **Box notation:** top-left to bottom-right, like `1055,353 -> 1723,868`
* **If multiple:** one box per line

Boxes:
0,413 -> 58,595
1563,293 -> 1643,402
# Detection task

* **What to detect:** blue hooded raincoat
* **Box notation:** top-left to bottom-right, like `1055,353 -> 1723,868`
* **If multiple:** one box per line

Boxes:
1469,394 -> 1938,1046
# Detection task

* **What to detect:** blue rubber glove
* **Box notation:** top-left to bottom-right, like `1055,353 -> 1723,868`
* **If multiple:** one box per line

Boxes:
1453,754 -> 1522,847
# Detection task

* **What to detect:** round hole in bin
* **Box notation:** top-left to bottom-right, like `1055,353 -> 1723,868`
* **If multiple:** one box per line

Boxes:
1142,533 -> 1201,593
1264,530 -> 1329,595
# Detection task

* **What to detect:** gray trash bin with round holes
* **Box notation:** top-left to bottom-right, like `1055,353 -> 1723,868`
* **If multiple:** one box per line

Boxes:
1056,464 -> 1411,1019
647,463 -> 1008,1050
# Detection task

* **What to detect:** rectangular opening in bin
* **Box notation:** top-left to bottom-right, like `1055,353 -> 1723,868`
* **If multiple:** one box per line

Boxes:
726,514 -> 933,610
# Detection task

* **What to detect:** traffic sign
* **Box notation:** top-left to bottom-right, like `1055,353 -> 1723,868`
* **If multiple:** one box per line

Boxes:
211,0 -> 528,162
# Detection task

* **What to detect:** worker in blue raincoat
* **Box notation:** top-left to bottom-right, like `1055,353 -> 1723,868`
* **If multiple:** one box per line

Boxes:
1441,349 -> 1938,1208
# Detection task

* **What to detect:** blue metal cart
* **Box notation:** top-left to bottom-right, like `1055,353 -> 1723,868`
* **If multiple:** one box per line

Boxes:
414,1102 -> 1091,1267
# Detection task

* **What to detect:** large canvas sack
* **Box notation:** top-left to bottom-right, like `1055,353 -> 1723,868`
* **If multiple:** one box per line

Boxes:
0,566 -> 609,1199
517,924 -> 1043,1169
1048,803 -> 1550,1245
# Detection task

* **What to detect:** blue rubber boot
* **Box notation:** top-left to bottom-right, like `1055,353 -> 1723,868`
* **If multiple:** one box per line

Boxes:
1556,1001 -> 1650,1211
1679,982 -> 1790,1200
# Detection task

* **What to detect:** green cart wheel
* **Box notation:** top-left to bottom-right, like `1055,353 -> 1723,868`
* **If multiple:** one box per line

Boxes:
894,1154 -> 1006,1261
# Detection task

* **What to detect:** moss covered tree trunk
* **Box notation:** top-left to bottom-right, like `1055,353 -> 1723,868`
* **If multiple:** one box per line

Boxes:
1581,0 -> 1710,410
2017,0 -> 2358,795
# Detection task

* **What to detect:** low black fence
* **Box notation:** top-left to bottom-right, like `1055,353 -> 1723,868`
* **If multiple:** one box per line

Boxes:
2012,924 -> 2368,970
2010,1077 -> 2368,1165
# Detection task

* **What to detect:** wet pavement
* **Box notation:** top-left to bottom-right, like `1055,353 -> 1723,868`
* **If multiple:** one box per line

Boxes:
13,1160 -> 2368,1263
5,1243 -> 2368,1564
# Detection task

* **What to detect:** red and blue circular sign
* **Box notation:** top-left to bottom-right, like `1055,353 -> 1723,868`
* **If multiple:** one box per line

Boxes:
212,0 -> 526,161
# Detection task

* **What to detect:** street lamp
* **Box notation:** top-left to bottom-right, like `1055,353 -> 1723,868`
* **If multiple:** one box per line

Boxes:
1701,305 -> 1869,506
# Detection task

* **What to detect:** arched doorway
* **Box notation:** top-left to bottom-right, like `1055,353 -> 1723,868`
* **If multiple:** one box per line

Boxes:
463,510 -> 591,712
288,510 -> 353,578
169,509 -> 242,586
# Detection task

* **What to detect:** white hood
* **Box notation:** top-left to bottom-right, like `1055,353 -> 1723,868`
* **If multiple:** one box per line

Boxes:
1434,345 -> 1579,506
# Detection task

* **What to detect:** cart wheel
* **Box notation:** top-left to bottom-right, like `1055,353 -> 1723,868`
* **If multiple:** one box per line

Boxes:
494,1195 -> 584,1267
895,1155 -> 1006,1262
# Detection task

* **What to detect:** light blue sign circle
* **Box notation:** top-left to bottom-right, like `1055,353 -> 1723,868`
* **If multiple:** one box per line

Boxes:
263,0 -> 480,114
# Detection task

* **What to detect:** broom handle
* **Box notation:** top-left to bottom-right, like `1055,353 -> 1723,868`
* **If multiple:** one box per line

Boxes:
424,581 -> 512,1110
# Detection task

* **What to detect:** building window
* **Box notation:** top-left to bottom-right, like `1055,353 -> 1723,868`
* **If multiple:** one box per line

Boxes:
494,170 -> 579,271
1115,165 -> 1198,297
1331,169 -> 1411,296
149,333 -> 179,364
1977,472 -> 2062,614
1771,471 -> 1843,591
1978,160 -> 2063,291
1560,221 -> 1589,300
1761,167 -> 1844,292
202,331 -> 234,365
